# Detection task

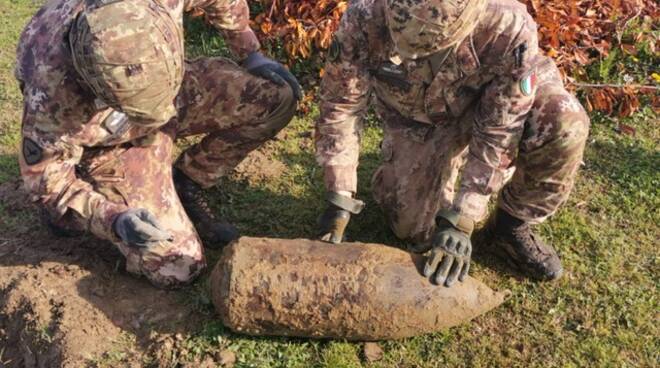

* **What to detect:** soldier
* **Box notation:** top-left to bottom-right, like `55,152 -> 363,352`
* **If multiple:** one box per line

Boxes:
315,0 -> 590,286
16,0 -> 301,288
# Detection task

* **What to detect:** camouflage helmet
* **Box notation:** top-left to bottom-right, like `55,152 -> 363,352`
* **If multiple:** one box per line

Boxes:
69,0 -> 184,127
385,0 -> 488,59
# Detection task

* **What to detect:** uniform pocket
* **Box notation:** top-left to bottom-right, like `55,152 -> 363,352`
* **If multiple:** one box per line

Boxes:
425,75 -> 485,123
93,168 -> 129,206
81,148 -> 130,206
424,80 -> 452,124
424,39 -> 482,124
372,61 -> 429,118
374,80 -> 424,117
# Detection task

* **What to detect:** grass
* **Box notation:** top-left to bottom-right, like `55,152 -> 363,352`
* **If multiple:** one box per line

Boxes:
0,0 -> 33,184
1,1 -> 658,367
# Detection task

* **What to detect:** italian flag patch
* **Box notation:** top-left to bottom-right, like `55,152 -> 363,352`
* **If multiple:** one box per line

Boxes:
520,71 -> 537,96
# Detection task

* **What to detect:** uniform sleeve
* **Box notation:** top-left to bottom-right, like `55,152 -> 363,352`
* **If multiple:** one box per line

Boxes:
314,6 -> 372,193
19,133 -> 127,241
184,0 -> 260,60
453,27 -> 539,222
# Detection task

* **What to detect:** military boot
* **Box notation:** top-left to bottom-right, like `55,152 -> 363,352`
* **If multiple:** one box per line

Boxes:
41,208 -> 84,238
173,168 -> 239,248
487,209 -> 563,281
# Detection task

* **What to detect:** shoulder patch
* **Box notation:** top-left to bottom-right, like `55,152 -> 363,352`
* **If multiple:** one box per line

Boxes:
22,138 -> 43,166
520,70 -> 537,97
328,37 -> 341,62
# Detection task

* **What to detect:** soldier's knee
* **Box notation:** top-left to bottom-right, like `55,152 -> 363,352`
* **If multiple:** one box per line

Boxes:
555,102 -> 590,147
532,89 -> 590,149
387,215 -> 409,240
390,221 -> 433,244
573,109 -> 590,143
129,237 -> 206,289
143,256 -> 205,289
374,185 -> 414,240
264,84 -> 296,132
386,210 -> 432,243
278,80 -> 297,107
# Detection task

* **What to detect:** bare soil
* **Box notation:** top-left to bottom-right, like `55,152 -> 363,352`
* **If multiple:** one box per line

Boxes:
0,179 -> 207,367
232,146 -> 287,186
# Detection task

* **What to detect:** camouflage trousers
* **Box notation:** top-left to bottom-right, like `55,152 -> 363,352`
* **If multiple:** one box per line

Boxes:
372,77 -> 589,243
56,57 -> 296,288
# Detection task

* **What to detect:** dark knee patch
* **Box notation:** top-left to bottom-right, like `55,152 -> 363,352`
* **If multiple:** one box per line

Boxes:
264,88 -> 297,131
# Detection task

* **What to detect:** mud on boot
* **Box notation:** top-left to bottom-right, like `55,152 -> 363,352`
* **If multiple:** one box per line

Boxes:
173,168 -> 239,249
487,209 -> 563,281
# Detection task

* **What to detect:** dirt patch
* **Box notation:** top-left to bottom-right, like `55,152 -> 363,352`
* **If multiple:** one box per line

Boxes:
232,147 -> 286,185
0,180 -> 208,367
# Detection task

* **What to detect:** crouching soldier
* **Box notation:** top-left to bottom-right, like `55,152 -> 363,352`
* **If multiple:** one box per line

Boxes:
16,0 -> 300,288
315,0 -> 589,286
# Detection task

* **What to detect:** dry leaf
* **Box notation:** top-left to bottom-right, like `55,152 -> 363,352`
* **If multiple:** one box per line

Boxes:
363,342 -> 383,362
616,123 -> 636,136
216,349 -> 237,367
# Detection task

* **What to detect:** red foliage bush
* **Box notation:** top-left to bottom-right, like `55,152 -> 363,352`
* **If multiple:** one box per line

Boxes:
247,0 -> 659,116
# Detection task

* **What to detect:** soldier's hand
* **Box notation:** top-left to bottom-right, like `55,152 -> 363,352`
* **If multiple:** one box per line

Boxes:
317,192 -> 364,244
410,210 -> 473,287
113,208 -> 173,248
243,52 -> 302,101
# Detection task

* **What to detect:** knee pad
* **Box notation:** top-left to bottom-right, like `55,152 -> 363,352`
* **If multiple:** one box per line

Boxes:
143,258 -> 205,289
528,85 -> 590,151
265,85 -> 297,132
555,103 -> 590,148
127,241 -> 206,289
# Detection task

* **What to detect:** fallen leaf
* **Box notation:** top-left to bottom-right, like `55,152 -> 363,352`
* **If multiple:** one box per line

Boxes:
199,355 -> 216,368
216,349 -> 237,367
363,342 -> 383,362
616,123 -> 636,136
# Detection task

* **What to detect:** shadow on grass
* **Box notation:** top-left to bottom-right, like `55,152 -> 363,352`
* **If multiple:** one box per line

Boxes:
0,153 -> 19,184
211,149 -> 404,247
470,228 -> 530,283
582,136 -> 659,214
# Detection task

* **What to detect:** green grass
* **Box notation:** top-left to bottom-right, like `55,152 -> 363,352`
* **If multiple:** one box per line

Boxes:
0,0 -> 33,184
1,1 -> 658,367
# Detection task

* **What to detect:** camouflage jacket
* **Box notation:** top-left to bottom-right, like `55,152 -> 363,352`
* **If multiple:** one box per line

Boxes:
15,0 -> 260,241
315,0 -> 540,222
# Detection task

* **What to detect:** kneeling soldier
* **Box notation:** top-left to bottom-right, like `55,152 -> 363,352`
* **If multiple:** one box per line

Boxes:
315,0 -> 589,286
16,0 -> 300,288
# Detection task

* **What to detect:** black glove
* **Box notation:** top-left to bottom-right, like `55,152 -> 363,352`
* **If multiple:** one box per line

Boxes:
317,192 -> 365,244
243,51 -> 302,101
410,209 -> 473,287
113,208 -> 173,248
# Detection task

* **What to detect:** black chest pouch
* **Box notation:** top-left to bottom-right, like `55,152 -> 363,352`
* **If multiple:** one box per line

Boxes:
371,62 -> 412,92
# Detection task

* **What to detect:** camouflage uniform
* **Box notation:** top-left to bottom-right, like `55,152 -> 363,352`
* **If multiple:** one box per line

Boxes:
315,0 -> 589,243
16,0 -> 296,288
